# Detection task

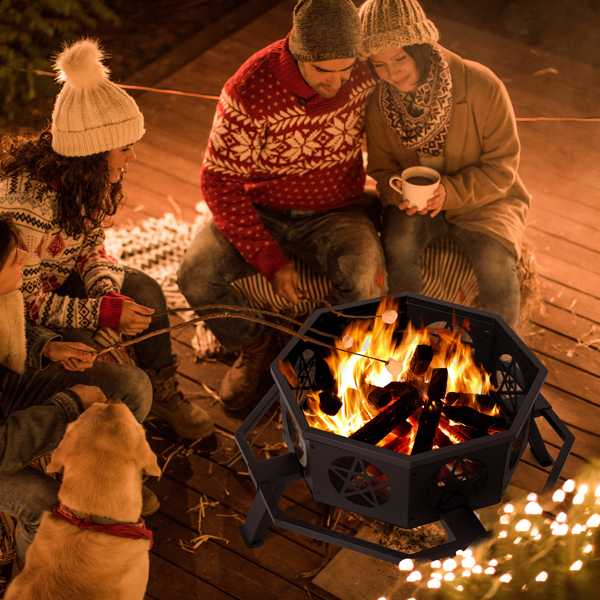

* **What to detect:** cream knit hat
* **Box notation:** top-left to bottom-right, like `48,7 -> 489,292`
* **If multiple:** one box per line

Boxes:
51,39 -> 145,157
358,0 -> 439,58
288,0 -> 362,62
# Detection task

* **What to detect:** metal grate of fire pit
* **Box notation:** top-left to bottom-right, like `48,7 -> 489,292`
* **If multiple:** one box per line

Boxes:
235,293 -> 575,564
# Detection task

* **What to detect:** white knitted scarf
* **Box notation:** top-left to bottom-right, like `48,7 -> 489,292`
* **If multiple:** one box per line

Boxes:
0,290 -> 27,374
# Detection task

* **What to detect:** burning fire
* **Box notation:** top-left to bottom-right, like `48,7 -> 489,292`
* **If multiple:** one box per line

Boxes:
280,297 -> 502,454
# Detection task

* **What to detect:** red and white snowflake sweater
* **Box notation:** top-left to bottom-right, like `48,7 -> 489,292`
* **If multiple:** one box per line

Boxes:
200,36 -> 376,282
0,172 -> 125,330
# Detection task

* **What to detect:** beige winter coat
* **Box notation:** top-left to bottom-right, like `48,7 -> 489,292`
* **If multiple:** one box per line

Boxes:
366,47 -> 530,259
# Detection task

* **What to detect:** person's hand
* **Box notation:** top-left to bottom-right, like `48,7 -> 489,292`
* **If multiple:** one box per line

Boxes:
394,181 -> 446,217
43,341 -> 95,372
68,384 -> 107,410
272,263 -> 304,304
417,182 -> 446,217
119,301 -> 154,335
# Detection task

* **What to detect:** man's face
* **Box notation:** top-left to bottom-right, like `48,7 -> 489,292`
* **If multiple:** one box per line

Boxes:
297,58 -> 356,98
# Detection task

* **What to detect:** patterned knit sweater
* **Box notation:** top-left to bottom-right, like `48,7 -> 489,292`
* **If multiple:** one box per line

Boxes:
200,36 -> 376,282
0,172 -> 124,329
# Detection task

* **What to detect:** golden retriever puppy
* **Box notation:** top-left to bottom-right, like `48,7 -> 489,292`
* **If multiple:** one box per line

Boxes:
4,400 -> 161,600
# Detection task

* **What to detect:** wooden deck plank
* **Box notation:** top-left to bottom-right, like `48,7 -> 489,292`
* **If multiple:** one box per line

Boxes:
528,209 -> 600,254
146,476 -> 340,600
536,278 -> 600,324
149,511 -> 326,600
147,552 -> 236,600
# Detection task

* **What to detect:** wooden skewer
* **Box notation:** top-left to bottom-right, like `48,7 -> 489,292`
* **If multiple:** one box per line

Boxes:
92,310 -> 391,365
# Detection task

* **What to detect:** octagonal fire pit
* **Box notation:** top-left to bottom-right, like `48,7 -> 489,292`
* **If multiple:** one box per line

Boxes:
235,293 -> 574,563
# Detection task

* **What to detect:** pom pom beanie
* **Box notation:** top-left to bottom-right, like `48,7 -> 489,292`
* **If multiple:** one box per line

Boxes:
51,38 -> 145,157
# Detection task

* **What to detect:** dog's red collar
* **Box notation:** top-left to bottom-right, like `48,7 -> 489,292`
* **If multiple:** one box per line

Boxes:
51,503 -> 154,549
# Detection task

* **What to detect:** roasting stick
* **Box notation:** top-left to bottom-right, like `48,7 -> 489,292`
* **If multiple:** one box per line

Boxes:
91,306 -> 397,367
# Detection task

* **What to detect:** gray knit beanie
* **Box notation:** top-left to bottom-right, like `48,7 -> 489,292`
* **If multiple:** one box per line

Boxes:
358,0 -> 439,58
288,0 -> 362,62
51,38 -> 145,157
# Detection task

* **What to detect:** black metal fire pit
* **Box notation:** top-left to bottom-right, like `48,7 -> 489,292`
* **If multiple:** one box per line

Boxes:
235,293 -> 574,564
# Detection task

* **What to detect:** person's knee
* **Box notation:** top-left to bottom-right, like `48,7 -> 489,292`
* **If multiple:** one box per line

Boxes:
122,269 -> 167,312
108,365 -> 152,422
335,241 -> 387,299
381,211 -> 429,260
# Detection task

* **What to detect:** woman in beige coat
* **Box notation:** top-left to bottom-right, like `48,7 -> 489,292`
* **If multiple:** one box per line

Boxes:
359,0 -> 529,328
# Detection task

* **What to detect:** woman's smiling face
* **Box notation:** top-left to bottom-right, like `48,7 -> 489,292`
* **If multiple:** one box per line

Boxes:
370,47 -> 421,94
106,144 -> 137,183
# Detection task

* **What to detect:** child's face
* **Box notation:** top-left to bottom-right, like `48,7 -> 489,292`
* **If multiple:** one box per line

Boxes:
0,245 -> 29,296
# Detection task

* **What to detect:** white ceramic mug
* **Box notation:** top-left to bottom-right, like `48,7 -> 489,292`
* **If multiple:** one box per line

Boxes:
390,166 -> 441,211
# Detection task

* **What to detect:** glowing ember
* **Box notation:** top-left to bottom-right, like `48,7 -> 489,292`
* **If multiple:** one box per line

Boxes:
281,297 -> 501,454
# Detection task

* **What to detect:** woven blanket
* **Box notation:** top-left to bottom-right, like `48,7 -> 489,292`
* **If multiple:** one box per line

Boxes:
104,202 -> 479,358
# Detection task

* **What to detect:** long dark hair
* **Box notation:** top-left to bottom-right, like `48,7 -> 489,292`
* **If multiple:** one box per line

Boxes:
0,212 -> 21,270
403,43 -> 433,84
0,127 -> 125,238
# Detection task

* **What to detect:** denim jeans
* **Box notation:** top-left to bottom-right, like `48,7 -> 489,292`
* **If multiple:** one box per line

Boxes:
0,354 -> 152,560
177,204 -> 387,351
55,266 -> 173,371
381,206 -> 520,328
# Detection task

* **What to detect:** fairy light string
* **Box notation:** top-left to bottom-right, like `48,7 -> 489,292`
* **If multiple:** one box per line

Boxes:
400,461 -> 600,599
18,68 -> 600,122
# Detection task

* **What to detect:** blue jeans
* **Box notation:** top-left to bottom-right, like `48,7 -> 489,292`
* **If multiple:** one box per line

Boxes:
55,266 -> 173,371
177,204 -> 387,351
381,206 -> 520,328
0,357 -> 152,561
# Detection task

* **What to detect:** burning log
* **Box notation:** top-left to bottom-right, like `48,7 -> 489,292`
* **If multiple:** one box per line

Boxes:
367,385 -> 393,409
411,368 -> 448,455
319,391 -> 343,416
350,387 -> 423,446
409,344 -> 434,376
445,392 -> 494,408
442,406 -> 510,433
438,415 -> 476,444
367,381 -> 418,409
380,421 -> 415,454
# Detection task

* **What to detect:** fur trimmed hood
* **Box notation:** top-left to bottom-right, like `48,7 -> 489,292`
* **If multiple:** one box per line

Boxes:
0,290 -> 27,374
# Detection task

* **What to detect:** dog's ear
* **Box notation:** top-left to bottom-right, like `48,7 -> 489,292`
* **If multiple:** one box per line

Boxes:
46,447 -> 65,474
46,422 -> 77,473
137,438 -> 161,477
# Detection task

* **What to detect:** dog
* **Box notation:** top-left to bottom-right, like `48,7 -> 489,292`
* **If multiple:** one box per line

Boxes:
4,399 -> 161,600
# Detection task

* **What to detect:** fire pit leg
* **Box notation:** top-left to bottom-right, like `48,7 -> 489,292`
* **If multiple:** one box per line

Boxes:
239,481 -> 289,548
235,384 -> 305,549
439,506 -> 490,548
530,393 -> 576,492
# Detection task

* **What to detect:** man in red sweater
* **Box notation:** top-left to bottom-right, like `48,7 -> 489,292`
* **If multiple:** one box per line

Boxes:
178,0 -> 387,410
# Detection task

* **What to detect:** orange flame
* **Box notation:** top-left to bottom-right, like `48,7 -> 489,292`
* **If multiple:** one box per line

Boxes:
282,297 -> 498,452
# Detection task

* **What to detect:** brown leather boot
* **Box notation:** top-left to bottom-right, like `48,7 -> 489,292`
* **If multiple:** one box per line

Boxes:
141,484 -> 160,517
146,356 -> 214,440
219,328 -> 280,411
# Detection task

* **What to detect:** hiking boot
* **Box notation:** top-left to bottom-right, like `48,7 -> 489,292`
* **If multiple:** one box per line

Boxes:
146,356 -> 214,440
141,484 -> 160,518
219,328 -> 280,411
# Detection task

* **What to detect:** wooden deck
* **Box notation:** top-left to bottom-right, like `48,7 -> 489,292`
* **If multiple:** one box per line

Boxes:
109,1 -> 600,598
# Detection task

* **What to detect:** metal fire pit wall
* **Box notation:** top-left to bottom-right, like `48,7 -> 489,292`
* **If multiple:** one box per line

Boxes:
235,293 -> 575,564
